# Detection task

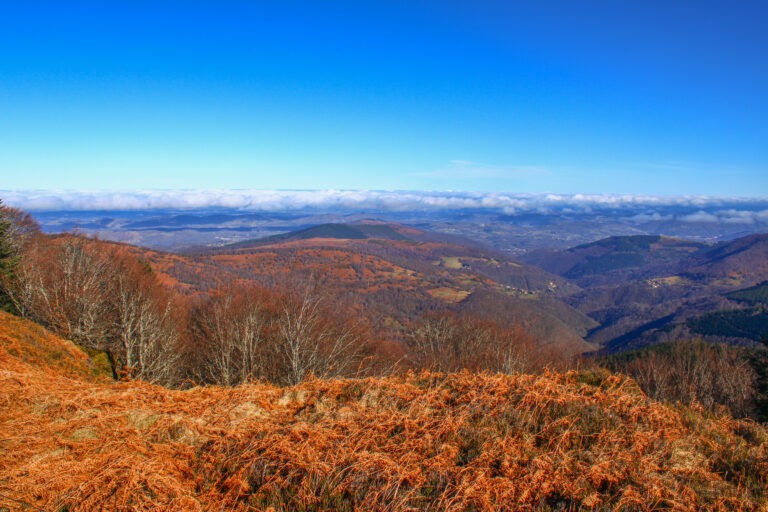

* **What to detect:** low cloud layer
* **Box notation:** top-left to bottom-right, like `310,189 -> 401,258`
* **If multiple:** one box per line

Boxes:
2,189 -> 767,222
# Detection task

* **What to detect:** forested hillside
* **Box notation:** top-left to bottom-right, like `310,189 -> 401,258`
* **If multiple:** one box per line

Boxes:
524,234 -> 768,350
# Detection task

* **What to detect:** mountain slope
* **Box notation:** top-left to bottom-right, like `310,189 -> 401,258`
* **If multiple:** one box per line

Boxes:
529,233 -> 768,351
229,221 -> 411,245
524,235 -> 707,287
0,310 -> 103,381
1,312 -> 766,511
210,222 -> 581,297
683,233 -> 768,286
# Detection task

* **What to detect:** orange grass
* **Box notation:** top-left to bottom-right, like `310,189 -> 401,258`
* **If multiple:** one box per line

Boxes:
1,311 -> 767,511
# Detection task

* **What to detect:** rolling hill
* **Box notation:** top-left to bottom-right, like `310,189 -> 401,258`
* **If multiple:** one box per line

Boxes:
140,222 -> 598,355
524,233 -> 768,351
523,235 -> 708,288
227,221 -> 414,245
682,233 -> 768,286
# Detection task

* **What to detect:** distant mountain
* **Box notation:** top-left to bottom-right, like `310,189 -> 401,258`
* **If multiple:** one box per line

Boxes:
525,232 -> 768,352
220,220 -> 488,249
207,221 -> 580,296
523,235 -> 708,287
681,233 -> 768,286
22,198 -> 768,253
122,224 -> 768,354
230,222 -> 409,244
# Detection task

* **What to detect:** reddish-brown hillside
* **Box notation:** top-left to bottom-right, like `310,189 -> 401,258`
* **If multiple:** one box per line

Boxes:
130,224 -> 597,354
0,310 -> 105,381
683,233 -> 768,287
1,311 -> 767,511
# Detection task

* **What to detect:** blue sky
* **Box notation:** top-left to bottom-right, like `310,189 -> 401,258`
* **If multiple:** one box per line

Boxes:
1,1 -> 766,196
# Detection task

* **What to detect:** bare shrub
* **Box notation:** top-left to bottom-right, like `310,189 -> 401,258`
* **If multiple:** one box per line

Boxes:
407,312 -> 541,373
608,340 -> 757,417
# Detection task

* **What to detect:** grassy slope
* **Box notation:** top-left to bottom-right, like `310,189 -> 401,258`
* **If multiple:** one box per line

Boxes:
1,311 -> 767,511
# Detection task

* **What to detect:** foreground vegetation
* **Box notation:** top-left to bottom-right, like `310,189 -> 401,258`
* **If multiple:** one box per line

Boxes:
2,311 -> 768,511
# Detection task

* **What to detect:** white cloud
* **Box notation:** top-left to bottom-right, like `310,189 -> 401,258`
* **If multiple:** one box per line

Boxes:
1,190 -> 767,219
677,209 -> 768,224
625,212 -> 674,223
680,211 -> 720,223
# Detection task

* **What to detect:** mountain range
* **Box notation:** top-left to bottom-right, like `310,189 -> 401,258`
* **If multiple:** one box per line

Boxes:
524,233 -> 768,351
126,220 -> 768,355
136,220 -> 597,357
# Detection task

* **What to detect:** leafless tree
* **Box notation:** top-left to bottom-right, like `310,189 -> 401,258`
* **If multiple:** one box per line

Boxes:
275,278 -> 366,385
406,313 -> 539,373
26,238 -> 117,353
192,285 -> 274,386
113,254 -> 182,385
613,340 -> 757,417
8,234 -> 184,382
0,200 -> 41,314
190,278 -> 367,386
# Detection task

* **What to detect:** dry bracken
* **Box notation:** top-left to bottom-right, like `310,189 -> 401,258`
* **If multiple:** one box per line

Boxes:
1,311 -> 767,511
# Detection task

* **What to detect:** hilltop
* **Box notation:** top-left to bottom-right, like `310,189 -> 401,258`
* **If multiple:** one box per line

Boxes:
223,221 -> 419,246
1,310 -> 767,510
683,233 -> 768,285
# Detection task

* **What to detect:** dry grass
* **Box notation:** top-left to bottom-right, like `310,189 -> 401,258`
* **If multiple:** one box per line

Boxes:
440,257 -> 463,270
427,287 -> 472,303
1,311 -> 767,511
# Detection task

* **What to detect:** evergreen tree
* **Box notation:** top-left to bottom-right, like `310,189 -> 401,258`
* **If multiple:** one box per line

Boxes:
0,199 -> 20,312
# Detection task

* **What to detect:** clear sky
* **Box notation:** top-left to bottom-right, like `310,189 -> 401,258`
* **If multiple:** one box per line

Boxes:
1,1 -> 766,196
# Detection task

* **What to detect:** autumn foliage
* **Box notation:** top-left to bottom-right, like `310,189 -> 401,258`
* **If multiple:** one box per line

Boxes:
2,311 -> 767,511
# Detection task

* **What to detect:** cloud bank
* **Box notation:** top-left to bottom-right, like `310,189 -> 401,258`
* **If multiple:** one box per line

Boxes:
2,189 -> 767,222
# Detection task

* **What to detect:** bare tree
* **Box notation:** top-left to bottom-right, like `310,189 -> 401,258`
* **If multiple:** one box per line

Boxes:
14,238 -> 117,356
0,200 -> 40,313
8,234 -> 184,383
406,312 -> 539,374
112,250 -> 182,385
611,340 -> 757,417
275,278 -> 367,385
190,278 -> 370,386
192,285 -> 274,386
